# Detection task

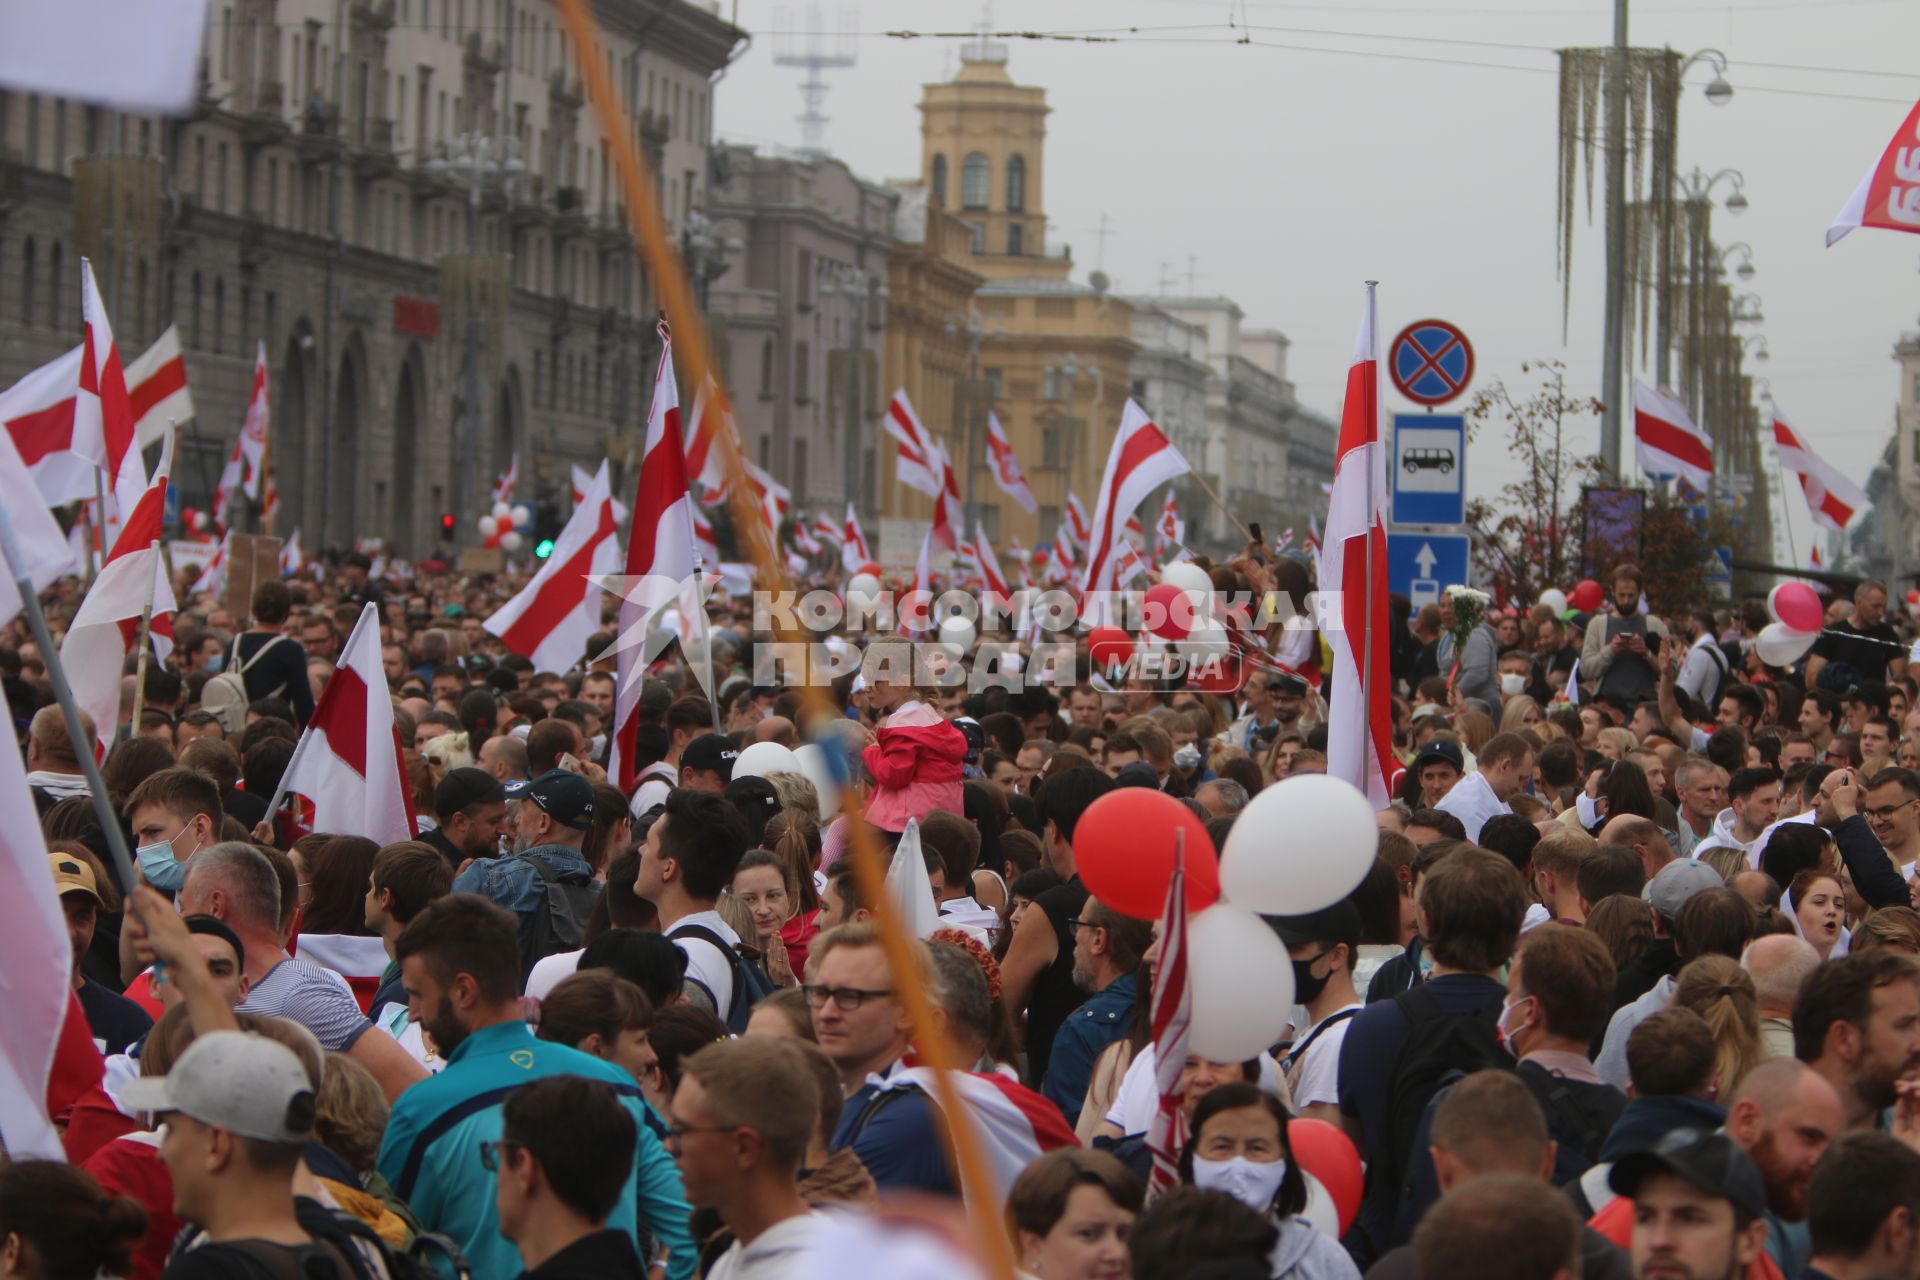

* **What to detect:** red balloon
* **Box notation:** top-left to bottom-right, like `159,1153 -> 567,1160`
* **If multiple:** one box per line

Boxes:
859,562 -> 883,578
1570,579 -> 1605,613
1189,651 -> 1242,695
1290,1119 -> 1363,1235
1769,582 -> 1823,634
1088,626 -> 1134,668
1073,788 -> 1219,919
1144,582 -> 1199,640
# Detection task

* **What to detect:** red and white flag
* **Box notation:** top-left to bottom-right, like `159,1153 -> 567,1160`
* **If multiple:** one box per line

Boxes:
742,458 -> 791,543
238,344 -> 270,498
1154,490 -> 1183,556
812,512 -> 843,548
1145,852 -> 1193,1197
1827,98 -> 1920,247
0,414 -> 76,625
59,435 -> 177,758
1773,405 -> 1868,532
984,410 -> 1037,514
1633,380 -> 1714,491
192,532 -> 229,598
77,259 -> 148,530
929,441 -> 961,553
491,452 -> 519,507
1323,283 -> 1397,808
608,328 -> 702,796
1080,401 -> 1191,599
0,346 -> 94,506
884,390 -> 945,497
1112,539 -> 1148,587
683,374 -> 732,507
974,522 -> 1011,598
125,324 -> 193,450
210,434 -> 245,531
792,520 -> 824,558
692,506 -> 719,567
280,528 -> 304,575
261,471 -> 280,528
0,674 -> 79,1160
272,603 -> 416,844
899,527 -> 935,638
1065,493 -> 1091,552
484,462 -> 623,675
842,503 -> 872,572
572,463 -> 629,523
874,1065 -> 1078,1204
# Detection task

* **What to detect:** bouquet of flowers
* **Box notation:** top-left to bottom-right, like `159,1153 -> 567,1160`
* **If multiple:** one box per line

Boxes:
1446,585 -> 1492,659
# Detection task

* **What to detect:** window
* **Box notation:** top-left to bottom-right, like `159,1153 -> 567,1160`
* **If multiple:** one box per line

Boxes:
1005,154 -> 1025,212
760,337 -> 774,397
1042,365 -> 1058,401
1039,504 -> 1060,536
961,152 -> 988,210
212,276 -> 225,353
796,248 -> 813,307
931,154 -> 947,206
1007,223 -> 1023,256
22,239 -> 36,326
966,221 -> 984,254
190,271 -> 203,345
1043,425 -> 1062,467
47,243 -> 61,326
792,437 -> 808,505
795,341 -> 811,401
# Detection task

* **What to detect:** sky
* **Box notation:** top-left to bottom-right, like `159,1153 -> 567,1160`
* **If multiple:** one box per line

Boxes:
710,0 -> 1920,569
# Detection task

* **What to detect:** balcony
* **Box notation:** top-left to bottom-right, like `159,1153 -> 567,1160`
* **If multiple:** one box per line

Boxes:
253,78 -> 285,117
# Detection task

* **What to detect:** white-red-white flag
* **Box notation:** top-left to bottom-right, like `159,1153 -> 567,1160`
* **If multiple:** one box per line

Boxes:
1112,539 -> 1148,587
1065,492 -> 1092,552
58,434 -> 178,758
0,411 -> 77,623
811,512 -> 843,548
974,522 -> 1011,598
842,503 -> 872,572
125,324 -> 193,450
1633,381 -> 1714,491
608,328 -> 701,797
792,520 -> 824,558
280,528 -> 304,575
1145,852 -> 1192,1196
692,506 -> 719,567
1323,283 -> 1396,808
0,346 -> 94,506
1154,490 -> 1183,556
1827,98 -> 1920,247
261,471 -> 280,527
192,532 -> 229,597
77,259 -> 147,529
984,410 -> 1037,514
1080,401 -> 1190,599
0,673 -> 77,1160
683,374 -> 732,507
1773,405 -> 1868,532
211,434 -> 245,531
238,343 -> 270,498
871,1064 -> 1078,1204
742,459 -> 791,542
484,461 -> 623,675
929,440 -> 961,553
884,390 -> 944,498
899,527 -> 935,638
491,452 -> 519,506
273,602 -> 416,843
572,462 -> 629,524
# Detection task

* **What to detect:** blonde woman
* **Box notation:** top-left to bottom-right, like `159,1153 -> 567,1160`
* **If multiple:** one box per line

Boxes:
1672,955 -> 1765,1098
1499,695 -> 1544,733
1595,726 -> 1637,762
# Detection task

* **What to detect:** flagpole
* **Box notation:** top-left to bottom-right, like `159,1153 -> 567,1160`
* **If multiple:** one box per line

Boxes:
128,539 -> 160,736
1180,465 -> 1254,545
90,470 -> 109,582
0,504 -> 141,898
691,550 -> 721,731
1361,281 -> 1380,770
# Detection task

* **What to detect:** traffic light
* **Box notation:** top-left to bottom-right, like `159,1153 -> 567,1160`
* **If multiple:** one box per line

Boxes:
535,538 -> 556,559
440,512 -> 456,535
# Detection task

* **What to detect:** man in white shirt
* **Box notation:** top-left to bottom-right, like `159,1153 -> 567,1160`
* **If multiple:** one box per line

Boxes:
1275,902 -> 1364,1125
1674,610 -> 1729,709
1690,766 -> 1782,864
635,788 -> 752,1022
1434,731 -> 1535,843
631,700 -> 732,815
668,1037 -> 825,1280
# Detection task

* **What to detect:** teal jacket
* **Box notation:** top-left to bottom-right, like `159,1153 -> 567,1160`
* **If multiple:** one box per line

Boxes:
376,1020 -> 695,1280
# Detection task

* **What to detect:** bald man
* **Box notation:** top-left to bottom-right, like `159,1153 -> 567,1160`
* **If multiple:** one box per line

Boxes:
1595,814 -> 1675,881
1742,934 -> 1820,1060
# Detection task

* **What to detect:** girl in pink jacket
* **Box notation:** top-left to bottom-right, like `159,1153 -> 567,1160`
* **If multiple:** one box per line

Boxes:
861,639 -> 968,833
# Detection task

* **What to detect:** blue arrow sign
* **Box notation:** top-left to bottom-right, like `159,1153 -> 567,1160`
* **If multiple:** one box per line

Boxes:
1387,532 -> 1471,610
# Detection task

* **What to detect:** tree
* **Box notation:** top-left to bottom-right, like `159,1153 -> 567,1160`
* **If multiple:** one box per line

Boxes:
1463,362 -> 1606,606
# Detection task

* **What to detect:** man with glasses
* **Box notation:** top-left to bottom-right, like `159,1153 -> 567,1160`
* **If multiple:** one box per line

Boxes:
665,1037 -> 825,1279
491,1076 -> 644,1280
1862,769 -> 1920,880
810,922 -> 954,1195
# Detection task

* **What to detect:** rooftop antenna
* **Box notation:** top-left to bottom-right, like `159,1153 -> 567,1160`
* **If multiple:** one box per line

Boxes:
964,0 -> 1007,65
773,5 -> 858,155
1091,212 -> 1114,271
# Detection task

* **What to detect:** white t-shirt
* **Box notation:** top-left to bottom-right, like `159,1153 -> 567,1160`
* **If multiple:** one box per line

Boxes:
1283,1002 -> 1363,1110
706,1213 -> 829,1280
525,948 -> 584,1000
630,762 -> 677,818
667,909 -> 742,1022
1105,1043 -> 1285,1135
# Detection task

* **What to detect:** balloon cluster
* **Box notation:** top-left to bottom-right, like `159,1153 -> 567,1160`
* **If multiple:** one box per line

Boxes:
1071,774 -> 1376,1063
478,502 -> 533,553
1756,582 -> 1823,668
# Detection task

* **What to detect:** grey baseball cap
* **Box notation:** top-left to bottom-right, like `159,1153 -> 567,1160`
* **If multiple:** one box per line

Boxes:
1643,859 -> 1725,921
120,1030 -> 316,1145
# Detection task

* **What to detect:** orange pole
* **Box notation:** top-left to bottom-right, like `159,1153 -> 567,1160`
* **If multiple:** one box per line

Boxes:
547,5 -> 1022,1276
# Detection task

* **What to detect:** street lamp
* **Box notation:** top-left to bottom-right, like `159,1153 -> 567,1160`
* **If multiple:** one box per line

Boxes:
1719,242 -> 1756,282
1732,293 -> 1765,326
822,263 -> 887,515
945,311 -> 1004,533
1682,49 -> 1734,106
1675,166 -> 1747,216
1741,335 -> 1771,364
426,133 -> 524,546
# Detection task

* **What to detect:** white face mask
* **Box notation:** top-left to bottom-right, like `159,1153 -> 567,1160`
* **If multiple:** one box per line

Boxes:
1500,673 -> 1527,696
1191,1155 -> 1288,1212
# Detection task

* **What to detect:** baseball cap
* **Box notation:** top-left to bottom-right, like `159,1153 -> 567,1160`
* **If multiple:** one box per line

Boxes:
1643,859 -> 1724,921
953,717 -> 986,762
682,733 -> 739,782
1113,761 -> 1161,790
1267,900 -> 1363,951
435,766 -> 505,820
47,850 -> 101,904
120,1031 -> 317,1145
1413,739 -> 1465,773
1608,1128 -> 1765,1222
726,776 -> 782,834
503,769 -> 596,830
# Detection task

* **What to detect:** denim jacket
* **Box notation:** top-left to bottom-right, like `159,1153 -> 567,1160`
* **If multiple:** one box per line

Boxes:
451,845 -> 595,968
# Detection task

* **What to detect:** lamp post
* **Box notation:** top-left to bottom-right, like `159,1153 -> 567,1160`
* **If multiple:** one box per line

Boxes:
427,133 -> 524,546
946,311 -> 1004,535
681,209 -> 743,311
822,264 -> 887,515
1659,166 -> 1748,389
1718,242 -> 1756,282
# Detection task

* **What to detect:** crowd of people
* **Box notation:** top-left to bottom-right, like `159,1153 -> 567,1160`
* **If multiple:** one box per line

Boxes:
13,548 -> 1920,1280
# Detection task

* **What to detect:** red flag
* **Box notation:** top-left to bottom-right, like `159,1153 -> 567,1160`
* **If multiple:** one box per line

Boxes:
1146,851 -> 1192,1196
884,390 -> 945,497
275,603 -> 416,843
1080,401 -> 1191,598
1773,405 -> 1868,532
683,375 -> 732,506
929,441 -> 960,553
1065,492 -> 1091,551
238,343 -> 270,498
842,502 -> 872,572
1827,97 -> 1920,246
984,410 -> 1037,514
1633,381 -> 1714,491
974,523 -> 1011,598
77,258 -> 147,529
485,462 -> 623,673
1323,284 -> 1395,807
491,452 -> 519,506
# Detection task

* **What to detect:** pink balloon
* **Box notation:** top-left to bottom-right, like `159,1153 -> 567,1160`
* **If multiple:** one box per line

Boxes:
1769,582 -> 1824,634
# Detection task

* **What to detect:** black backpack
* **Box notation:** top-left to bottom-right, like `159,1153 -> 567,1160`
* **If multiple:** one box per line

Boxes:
668,921 -> 777,1034
526,857 -> 601,964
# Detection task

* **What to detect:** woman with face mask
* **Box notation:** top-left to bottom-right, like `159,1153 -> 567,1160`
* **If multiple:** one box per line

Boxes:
1177,1083 -> 1360,1280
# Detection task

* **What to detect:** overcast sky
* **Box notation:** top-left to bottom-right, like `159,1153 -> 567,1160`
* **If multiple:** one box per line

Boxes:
711,0 -> 1920,568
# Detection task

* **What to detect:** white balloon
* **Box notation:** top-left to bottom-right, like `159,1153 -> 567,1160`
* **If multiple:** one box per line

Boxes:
1755,620 -> 1818,668
511,503 -> 532,527
1186,905 -> 1295,1062
733,740 -> 800,781
1537,587 -> 1568,614
491,500 -> 513,520
477,515 -> 499,537
847,572 -> 883,602
793,743 -> 841,821
938,614 -> 977,652
499,530 -> 523,552
1221,773 -> 1377,914
1176,618 -> 1230,663
1160,561 -> 1214,597
1299,1174 -> 1341,1239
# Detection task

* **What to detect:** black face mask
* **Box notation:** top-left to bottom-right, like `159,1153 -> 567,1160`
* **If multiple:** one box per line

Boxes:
1292,949 -> 1334,1004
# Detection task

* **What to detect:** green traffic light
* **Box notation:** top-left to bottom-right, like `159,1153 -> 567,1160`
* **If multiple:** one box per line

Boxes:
535,539 -> 556,559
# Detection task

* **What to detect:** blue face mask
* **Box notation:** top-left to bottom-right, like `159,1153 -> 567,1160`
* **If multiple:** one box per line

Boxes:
136,828 -> 196,893
203,653 -> 225,674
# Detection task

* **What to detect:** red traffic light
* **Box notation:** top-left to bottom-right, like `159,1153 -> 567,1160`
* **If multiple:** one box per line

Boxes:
440,513 -> 456,533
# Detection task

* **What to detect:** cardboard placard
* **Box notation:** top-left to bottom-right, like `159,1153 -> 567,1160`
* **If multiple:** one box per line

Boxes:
223,534 -> 283,624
